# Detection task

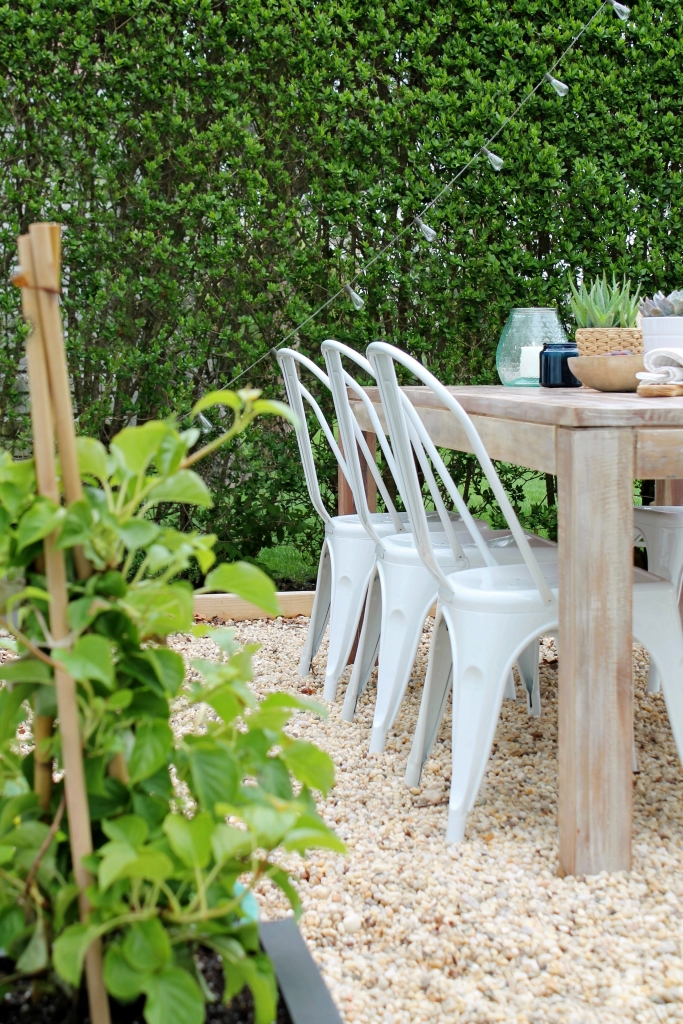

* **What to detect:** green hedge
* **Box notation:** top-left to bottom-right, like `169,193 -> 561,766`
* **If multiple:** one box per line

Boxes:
1,0 -> 680,557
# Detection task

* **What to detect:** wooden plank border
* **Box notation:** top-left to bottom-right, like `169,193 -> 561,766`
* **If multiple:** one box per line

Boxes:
194,591 -> 316,621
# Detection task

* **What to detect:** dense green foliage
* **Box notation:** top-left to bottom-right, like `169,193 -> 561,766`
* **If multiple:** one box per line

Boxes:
0,393 -> 341,1024
1,0 -> 680,554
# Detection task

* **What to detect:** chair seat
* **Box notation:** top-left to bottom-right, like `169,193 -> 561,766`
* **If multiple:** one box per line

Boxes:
443,560 -> 672,613
634,505 -> 683,520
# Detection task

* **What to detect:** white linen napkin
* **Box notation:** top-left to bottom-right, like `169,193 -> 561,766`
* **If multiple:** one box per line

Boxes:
636,347 -> 683,384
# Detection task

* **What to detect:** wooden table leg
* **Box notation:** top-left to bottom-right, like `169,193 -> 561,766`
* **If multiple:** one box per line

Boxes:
337,430 -> 377,515
655,479 -> 683,505
338,430 -> 377,664
557,427 -> 634,875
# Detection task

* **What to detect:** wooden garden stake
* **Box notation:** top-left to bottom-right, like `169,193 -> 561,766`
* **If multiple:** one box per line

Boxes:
14,232 -> 111,1024
27,223 -> 91,582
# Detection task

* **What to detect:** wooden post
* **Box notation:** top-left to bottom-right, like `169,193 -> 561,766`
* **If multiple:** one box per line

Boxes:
27,223 -> 90,581
557,427 -> 634,875
655,479 -> 683,506
337,430 -> 377,515
15,232 -> 111,1024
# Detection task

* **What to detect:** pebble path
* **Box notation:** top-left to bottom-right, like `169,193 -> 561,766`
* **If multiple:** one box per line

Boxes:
170,619 -> 683,1024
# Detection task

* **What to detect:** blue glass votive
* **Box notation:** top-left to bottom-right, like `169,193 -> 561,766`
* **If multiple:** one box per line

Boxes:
539,341 -> 581,388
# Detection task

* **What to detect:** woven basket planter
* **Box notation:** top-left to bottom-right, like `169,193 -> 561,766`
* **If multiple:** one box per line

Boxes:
575,327 -> 642,356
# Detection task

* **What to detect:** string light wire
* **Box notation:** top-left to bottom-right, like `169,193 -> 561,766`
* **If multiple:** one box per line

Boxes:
221,1 -> 615,390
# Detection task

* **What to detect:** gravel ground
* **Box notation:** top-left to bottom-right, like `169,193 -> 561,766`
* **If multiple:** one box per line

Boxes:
170,618 -> 683,1024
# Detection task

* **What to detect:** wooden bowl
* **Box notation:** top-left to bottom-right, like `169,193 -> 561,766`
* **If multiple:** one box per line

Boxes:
567,354 -> 645,393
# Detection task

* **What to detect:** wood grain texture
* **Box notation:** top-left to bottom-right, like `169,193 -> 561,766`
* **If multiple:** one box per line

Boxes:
636,431 -> 683,479
637,383 -> 683,397
654,479 -> 683,506
358,384 -> 683,428
351,398 -> 556,473
194,591 -> 315,620
557,427 -> 635,875
337,430 -> 377,515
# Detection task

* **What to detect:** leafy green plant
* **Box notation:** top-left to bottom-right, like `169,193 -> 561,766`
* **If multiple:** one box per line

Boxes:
0,388 -> 342,1024
569,273 -> 641,329
4,0 -> 682,563
255,545 -> 317,590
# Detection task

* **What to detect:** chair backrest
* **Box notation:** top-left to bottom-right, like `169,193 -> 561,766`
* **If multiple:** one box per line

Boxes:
323,339 -> 481,562
320,340 -> 406,542
367,341 -> 556,604
276,348 -> 347,525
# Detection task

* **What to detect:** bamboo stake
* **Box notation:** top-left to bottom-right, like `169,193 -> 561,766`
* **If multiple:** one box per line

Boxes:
16,236 -> 59,814
27,223 -> 91,582
32,715 -> 54,812
14,234 -> 111,1024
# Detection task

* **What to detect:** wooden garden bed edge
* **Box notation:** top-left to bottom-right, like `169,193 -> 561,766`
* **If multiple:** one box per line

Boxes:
194,591 -> 316,621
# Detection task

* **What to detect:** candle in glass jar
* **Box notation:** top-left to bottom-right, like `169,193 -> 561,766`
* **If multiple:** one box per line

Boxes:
519,346 -> 542,380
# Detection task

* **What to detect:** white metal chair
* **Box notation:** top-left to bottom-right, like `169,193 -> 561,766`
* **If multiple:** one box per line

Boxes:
634,505 -> 683,693
322,340 -> 557,753
277,348 -> 407,696
368,341 -> 683,843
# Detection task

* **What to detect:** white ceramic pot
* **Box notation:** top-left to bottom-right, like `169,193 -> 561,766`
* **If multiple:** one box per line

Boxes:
641,316 -> 683,352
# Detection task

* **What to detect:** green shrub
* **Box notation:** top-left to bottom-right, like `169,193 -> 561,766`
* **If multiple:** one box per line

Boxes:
1,0 -> 681,556
0,390 -> 342,1024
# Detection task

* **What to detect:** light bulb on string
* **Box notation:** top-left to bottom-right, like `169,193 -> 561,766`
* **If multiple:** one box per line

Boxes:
545,73 -> 569,97
608,0 -> 630,19
343,283 -> 365,310
482,146 -> 504,172
415,215 -> 437,242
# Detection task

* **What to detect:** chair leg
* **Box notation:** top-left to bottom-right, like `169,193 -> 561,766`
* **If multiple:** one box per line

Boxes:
504,672 -> 517,700
446,611 -> 556,844
298,541 -> 331,676
323,533 -> 376,700
405,608 -> 453,787
634,587 -> 683,767
516,639 -> 541,717
647,660 -> 661,694
369,562 -> 438,753
342,569 -> 382,722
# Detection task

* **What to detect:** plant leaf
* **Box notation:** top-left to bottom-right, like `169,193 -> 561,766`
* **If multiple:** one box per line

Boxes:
16,497 -> 64,551
281,740 -> 335,795
122,918 -> 171,973
104,944 -> 148,1001
186,737 -> 239,812
147,470 -> 213,508
111,422 -> 169,475
142,965 -> 205,1024
203,562 -> 280,616
192,390 -> 242,414
54,634 -> 115,688
16,919 -> 48,973
163,811 -> 213,869
53,923 -> 99,986
128,720 -> 173,784
76,436 -> 109,481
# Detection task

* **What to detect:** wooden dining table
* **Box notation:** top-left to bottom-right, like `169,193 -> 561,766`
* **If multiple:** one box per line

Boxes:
348,384 -> 683,876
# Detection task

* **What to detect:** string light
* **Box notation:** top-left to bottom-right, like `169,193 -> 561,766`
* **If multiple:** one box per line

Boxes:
482,146 -> 504,172
545,72 -> 569,97
609,0 -> 630,19
415,215 -> 438,242
215,1 -> 629,390
344,283 -> 365,310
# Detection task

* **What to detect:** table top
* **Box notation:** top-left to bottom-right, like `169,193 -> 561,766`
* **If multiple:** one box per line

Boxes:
358,385 -> 683,429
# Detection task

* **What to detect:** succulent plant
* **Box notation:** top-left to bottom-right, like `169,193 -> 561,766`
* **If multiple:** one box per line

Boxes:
569,273 -> 641,328
640,290 -> 683,317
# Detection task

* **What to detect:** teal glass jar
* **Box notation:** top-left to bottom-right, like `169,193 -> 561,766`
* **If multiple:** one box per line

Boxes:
496,308 -> 568,387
